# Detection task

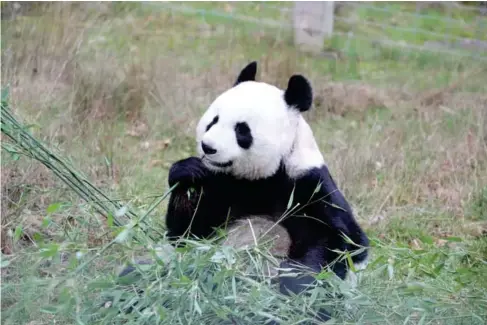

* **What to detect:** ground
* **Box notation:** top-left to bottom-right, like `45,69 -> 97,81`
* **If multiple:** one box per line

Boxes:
1,2 -> 487,325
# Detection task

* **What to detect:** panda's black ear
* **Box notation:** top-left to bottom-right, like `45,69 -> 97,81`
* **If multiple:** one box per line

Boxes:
284,75 -> 313,112
234,61 -> 258,86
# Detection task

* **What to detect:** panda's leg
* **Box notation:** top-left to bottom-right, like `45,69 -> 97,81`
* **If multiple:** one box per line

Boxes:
276,231 -> 364,323
278,243 -> 335,323
276,166 -> 370,322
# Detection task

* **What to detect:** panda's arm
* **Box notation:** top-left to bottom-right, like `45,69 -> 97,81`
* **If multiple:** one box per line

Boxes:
277,165 -> 369,305
290,165 -> 369,276
165,157 -> 229,243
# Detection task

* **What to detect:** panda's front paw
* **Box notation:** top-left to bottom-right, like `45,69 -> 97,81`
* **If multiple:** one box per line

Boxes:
168,157 -> 209,188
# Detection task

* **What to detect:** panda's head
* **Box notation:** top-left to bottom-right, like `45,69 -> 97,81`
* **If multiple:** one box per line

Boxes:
196,61 -> 320,180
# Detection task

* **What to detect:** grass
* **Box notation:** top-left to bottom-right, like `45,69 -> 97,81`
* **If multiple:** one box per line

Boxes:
1,2 -> 487,324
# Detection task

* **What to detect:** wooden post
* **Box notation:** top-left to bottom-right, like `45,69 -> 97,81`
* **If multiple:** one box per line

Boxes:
293,1 -> 334,53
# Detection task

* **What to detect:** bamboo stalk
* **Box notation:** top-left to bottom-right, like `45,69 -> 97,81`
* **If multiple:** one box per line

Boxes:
1,95 -> 172,245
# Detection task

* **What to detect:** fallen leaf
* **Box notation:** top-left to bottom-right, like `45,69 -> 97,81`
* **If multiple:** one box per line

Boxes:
149,160 -> 164,168
140,141 -> 150,150
467,129 -> 475,154
434,238 -> 448,247
463,222 -> 487,238
410,238 -> 423,250
126,121 -> 148,137
368,214 -> 385,226
154,139 -> 171,150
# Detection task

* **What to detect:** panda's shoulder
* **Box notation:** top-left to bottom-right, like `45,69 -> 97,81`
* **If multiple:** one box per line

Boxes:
284,163 -> 328,184
283,116 -> 325,179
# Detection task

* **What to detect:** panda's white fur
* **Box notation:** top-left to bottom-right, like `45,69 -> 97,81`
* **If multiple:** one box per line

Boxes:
284,114 -> 326,179
223,217 -> 290,257
196,81 -> 324,180
222,216 -> 291,278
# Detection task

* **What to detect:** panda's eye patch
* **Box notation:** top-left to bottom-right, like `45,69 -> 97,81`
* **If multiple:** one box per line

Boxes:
235,122 -> 253,149
206,115 -> 219,132
235,122 -> 250,135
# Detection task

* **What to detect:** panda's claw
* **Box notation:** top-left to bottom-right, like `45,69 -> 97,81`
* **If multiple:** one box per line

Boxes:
118,265 -> 136,277
168,157 -> 208,188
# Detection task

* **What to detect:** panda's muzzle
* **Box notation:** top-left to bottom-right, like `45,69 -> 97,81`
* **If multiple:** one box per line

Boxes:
201,142 -> 217,155
200,143 -> 233,168
202,155 -> 233,168
206,159 -> 233,168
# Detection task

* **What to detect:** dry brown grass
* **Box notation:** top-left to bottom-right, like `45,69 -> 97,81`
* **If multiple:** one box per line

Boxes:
313,82 -> 404,117
71,58 -> 155,125
1,3 -> 156,137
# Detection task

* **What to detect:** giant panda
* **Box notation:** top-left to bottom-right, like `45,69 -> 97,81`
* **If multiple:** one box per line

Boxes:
162,61 -> 370,322
116,62 -> 369,323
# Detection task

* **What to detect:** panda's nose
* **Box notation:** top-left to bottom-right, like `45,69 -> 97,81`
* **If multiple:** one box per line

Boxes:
201,142 -> 217,155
